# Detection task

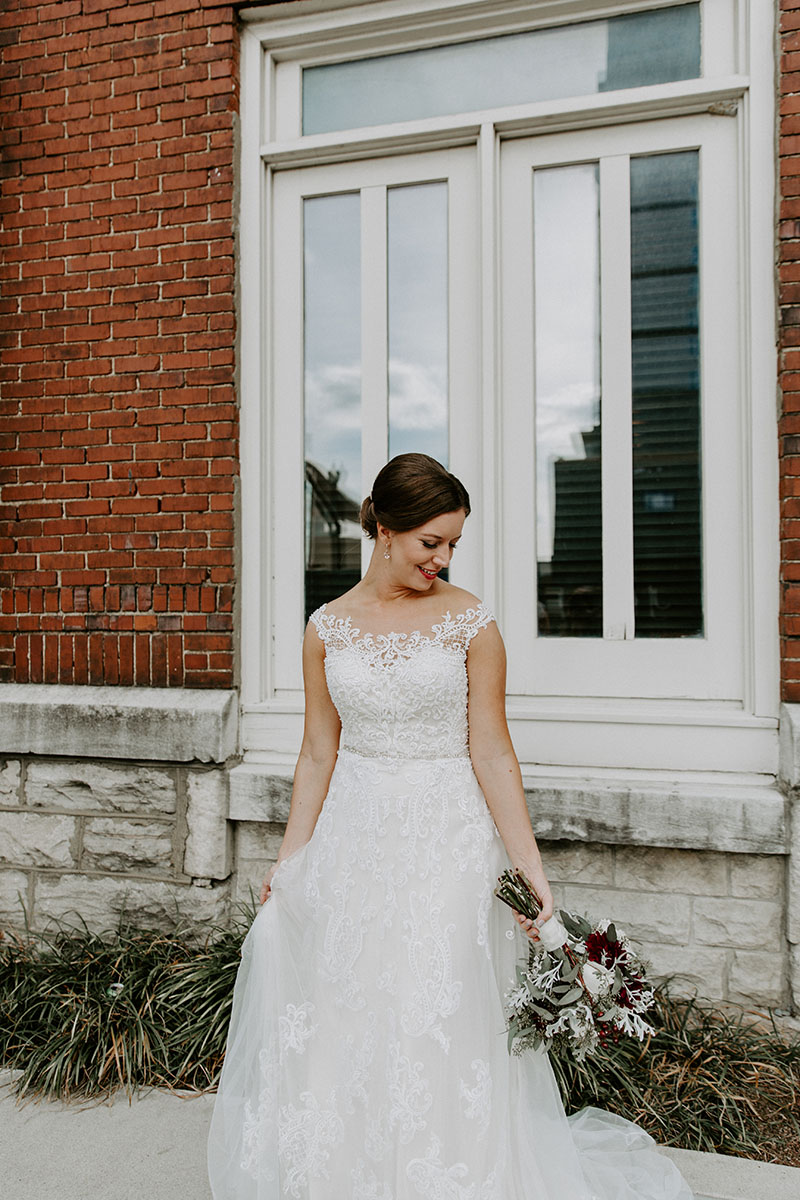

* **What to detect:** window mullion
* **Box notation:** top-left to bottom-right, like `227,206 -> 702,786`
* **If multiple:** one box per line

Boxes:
271,177 -> 306,689
499,143 -> 537,689
476,123 -> 500,611
599,154 -> 635,640
361,185 -> 389,574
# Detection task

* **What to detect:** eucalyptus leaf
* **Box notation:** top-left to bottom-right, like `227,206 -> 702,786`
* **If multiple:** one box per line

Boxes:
528,1002 -> 553,1020
557,987 -> 584,1006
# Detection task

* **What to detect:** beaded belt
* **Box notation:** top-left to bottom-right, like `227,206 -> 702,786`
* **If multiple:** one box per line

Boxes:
339,744 -> 470,763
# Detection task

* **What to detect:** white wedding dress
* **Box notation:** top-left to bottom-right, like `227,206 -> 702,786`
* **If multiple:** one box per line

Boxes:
208,602 -> 693,1200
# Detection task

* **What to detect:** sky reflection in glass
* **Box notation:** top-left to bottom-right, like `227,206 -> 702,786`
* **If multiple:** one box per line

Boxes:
388,183 -> 449,465
303,5 -> 700,135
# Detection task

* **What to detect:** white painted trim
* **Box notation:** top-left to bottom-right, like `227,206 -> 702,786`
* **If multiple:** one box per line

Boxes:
445,148 -> 483,594
701,0 -> 737,76
273,57 -> 301,141
265,148 -> 481,694
599,155 -> 635,639
742,0 -> 780,720
498,115 -> 744,703
360,184 -> 389,576
498,138 -> 537,693
238,0 -> 778,773
239,28 -> 268,709
270,171 -> 307,692
478,124 -> 501,615
258,79 -> 747,169
242,0 -> 714,65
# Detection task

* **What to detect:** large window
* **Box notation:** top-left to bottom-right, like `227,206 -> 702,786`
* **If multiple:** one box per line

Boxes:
239,0 -> 777,775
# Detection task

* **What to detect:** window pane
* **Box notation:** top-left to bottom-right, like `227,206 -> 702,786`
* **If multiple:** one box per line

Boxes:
630,151 -> 702,637
304,194 -> 362,621
303,5 -> 700,135
388,183 -> 448,464
534,164 -> 602,637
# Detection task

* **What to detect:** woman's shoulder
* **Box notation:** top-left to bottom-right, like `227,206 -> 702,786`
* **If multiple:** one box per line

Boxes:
432,586 -> 497,648
435,583 -> 493,621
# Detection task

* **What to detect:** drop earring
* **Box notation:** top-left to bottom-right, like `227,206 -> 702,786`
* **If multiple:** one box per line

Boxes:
384,543 -> 391,560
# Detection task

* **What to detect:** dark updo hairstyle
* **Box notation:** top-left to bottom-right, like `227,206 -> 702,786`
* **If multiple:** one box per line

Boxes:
360,453 -> 471,540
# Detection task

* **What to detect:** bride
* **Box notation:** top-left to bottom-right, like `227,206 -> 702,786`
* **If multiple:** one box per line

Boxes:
208,453 -> 693,1199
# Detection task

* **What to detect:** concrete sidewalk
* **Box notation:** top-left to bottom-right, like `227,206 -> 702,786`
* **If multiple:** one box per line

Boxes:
1,1070 -> 798,1200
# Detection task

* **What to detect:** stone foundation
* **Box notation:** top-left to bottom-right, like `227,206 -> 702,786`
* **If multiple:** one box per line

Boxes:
0,686 -> 237,939
226,829 -> 789,1008
0,755 -> 232,937
0,684 -> 794,1013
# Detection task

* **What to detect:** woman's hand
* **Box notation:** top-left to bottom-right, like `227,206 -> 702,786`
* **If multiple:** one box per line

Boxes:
259,862 -> 279,905
511,863 -> 554,942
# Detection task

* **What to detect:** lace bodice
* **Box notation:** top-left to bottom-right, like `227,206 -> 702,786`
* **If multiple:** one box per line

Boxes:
310,602 -> 495,761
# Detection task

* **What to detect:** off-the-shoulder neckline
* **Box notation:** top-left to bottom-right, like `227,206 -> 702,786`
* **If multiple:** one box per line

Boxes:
310,600 -> 493,644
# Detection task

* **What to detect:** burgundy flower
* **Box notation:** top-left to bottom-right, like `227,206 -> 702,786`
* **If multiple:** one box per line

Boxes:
585,930 -> 624,966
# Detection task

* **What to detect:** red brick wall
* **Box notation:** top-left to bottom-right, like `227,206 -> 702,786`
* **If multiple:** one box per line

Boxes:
783,2 -> 800,702
0,0 -> 238,688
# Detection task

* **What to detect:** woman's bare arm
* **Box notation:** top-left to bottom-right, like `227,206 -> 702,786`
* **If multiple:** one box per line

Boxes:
467,621 -> 553,938
260,623 -> 340,902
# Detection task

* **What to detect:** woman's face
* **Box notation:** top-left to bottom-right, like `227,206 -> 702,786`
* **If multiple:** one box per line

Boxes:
381,509 -> 467,590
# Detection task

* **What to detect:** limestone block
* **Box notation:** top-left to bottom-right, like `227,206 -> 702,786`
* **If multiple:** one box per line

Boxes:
0,869 -> 30,925
788,791 -> 800,945
228,764 -> 293,823
0,683 -> 237,763
693,897 -> 782,951
614,846 -> 728,896
526,777 -> 785,854
729,854 -> 784,900
540,841 -> 613,886
560,885 -> 690,945
728,949 -> 788,1007
234,859 -> 270,909
183,770 -> 232,880
791,945 -> 800,1012
235,821 -> 285,863
34,874 -> 231,936
82,817 -> 174,874
779,702 -> 800,788
26,760 -> 178,815
0,760 -> 21,805
640,942 -> 727,1001
0,811 -> 75,868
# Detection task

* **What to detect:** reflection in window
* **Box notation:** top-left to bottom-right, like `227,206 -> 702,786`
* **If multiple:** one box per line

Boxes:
303,5 -> 700,135
534,164 -> 602,637
388,183 -> 448,465
304,194 -> 363,621
630,151 -> 702,637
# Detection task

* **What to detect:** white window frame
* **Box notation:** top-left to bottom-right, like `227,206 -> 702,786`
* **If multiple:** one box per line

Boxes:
238,0 -> 778,778
500,117 -> 740,700
269,150 -> 481,699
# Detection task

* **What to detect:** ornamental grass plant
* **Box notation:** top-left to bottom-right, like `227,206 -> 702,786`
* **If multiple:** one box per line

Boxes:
1,916 -> 799,1167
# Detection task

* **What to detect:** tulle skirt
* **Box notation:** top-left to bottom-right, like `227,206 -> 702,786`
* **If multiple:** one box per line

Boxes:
208,749 -> 693,1199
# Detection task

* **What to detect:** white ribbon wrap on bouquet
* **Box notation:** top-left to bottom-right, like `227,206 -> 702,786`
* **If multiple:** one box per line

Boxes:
536,913 -> 570,951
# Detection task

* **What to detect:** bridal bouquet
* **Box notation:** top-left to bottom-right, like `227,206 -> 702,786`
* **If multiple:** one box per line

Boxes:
495,868 -> 656,1062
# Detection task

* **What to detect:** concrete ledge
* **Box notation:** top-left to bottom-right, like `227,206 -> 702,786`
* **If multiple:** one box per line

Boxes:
0,685 -> 238,764
525,777 -> 786,854
662,1145 -> 800,1200
229,763 -> 787,854
1,1069 -> 797,1200
780,702 -> 800,787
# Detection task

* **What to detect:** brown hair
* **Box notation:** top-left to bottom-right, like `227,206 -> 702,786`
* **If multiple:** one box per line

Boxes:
360,453 -> 471,539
